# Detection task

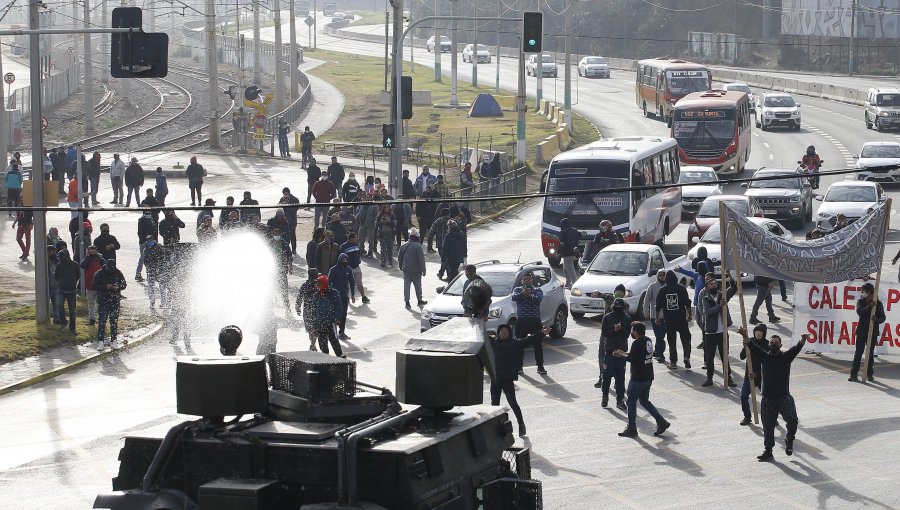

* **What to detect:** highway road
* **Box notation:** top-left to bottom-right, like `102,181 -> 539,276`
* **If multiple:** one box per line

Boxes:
0,15 -> 898,509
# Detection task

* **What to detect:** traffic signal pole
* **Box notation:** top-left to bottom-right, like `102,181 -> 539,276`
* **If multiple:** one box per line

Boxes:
206,0 -> 221,148
388,11 -> 522,192
30,0 -> 49,324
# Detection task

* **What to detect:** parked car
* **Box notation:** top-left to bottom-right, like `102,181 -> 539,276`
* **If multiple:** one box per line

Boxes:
569,244 -> 687,320
462,44 -> 491,63
754,92 -> 801,131
864,87 -> 900,131
426,35 -> 451,53
331,11 -> 346,22
526,54 -> 557,77
814,181 -> 884,231
688,195 -> 763,248
854,141 -> 900,184
678,166 -> 722,218
684,217 -> 793,284
577,56 -> 610,78
723,82 -> 754,104
342,11 -> 355,20
741,168 -> 813,227
421,261 -> 568,338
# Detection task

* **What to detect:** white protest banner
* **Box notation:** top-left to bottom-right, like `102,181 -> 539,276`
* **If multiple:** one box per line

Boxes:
722,201 -> 889,283
793,281 -> 900,354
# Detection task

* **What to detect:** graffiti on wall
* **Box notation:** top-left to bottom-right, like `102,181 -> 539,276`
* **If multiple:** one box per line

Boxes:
781,0 -> 900,38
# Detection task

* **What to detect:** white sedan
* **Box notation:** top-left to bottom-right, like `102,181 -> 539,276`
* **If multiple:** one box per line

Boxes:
814,181 -> 883,231
679,166 -> 722,217
577,56 -> 610,78
462,44 -> 492,63
684,217 -> 793,284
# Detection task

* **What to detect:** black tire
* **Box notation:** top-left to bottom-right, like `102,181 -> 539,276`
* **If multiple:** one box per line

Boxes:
570,311 -> 585,319
865,114 -> 872,129
795,123 -> 801,131
756,116 -> 761,128
761,123 -> 768,131
805,203 -> 813,222
632,293 -> 646,321
550,305 -> 568,338
876,118 -> 884,132
548,256 -> 562,268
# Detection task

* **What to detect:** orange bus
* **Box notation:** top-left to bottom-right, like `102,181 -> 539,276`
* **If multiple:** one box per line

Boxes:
671,89 -> 752,175
635,58 -> 711,125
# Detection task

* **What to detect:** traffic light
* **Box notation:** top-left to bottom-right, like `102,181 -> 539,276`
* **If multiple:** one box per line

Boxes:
245,85 -> 262,102
401,76 -> 413,120
110,7 -> 168,78
382,123 -> 395,148
522,11 -> 543,53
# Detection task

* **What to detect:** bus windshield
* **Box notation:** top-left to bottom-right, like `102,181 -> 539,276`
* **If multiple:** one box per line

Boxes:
672,109 -> 736,147
544,162 -> 630,223
666,70 -> 708,96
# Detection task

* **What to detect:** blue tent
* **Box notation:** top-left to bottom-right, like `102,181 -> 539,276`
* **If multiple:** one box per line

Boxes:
468,93 -> 503,117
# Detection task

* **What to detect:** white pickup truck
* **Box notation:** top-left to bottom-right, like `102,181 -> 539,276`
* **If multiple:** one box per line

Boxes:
568,244 -> 687,319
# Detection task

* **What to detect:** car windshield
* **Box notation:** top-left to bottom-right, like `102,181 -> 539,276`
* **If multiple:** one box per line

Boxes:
442,271 -> 515,297
728,85 -> 750,93
764,96 -> 795,107
679,170 -> 717,184
824,186 -> 877,202
876,94 -> 900,106
666,70 -> 709,96
700,223 -> 721,242
860,145 -> 900,158
587,251 -> 649,276
476,44 -> 489,51
542,55 -> 555,63
698,199 -> 749,217
585,57 -> 607,64
750,173 -> 799,189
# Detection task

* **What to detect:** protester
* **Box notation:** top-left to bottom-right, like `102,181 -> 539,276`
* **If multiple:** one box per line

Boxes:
739,327 -> 807,461
327,156 -> 345,191
428,208 -> 452,279
277,187 -> 301,254
375,204 -> 397,268
357,194 -> 379,257
154,167 -> 168,205
328,253 -> 355,340
644,269 -> 668,362
108,153 -> 125,204
80,246 -> 105,325
398,228 -> 427,309
124,157 -> 144,207
700,276 -> 737,387
12,199 -> 33,260
489,324 -> 528,437
850,282 -> 886,382
459,162 -> 474,197
392,196 -> 412,246
739,323 -> 768,426
94,259 -> 127,350
461,265 -> 492,318
296,268 -> 321,349
66,176 -> 80,218
512,271 -> 547,375
135,210 -> 158,282
239,191 -> 261,223
417,185 -> 440,252
306,157 -> 321,203
270,227 -> 294,315
142,236 -> 167,309
220,196 -> 238,227
401,169 -> 415,199
749,275 -> 781,325
340,232 -> 370,304
341,172 -> 360,203
314,230 -> 340,273
442,220 -> 466,282
312,171 -> 337,228
159,209 -> 185,245
4,160 -> 22,216
197,216 -> 218,243
308,275 -> 345,356
140,188 -> 162,224
300,126 -> 315,166
656,270 -> 692,369
277,118 -> 290,158
306,227 -> 325,267
613,322 -> 671,438
433,174 -> 449,198
186,156 -> 205,206
558,218 -> 581,289
582,220 -> 623,265
414,165 -> 437,197
55,250 -> 80,333
93,223 -> 120,262
600,298 -> 632,409
47,245 -> 61,323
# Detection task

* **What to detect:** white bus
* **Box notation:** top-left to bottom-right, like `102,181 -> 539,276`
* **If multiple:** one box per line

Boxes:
540,136 -> 682,266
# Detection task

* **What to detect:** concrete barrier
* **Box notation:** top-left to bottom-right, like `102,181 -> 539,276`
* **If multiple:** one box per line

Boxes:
538,99 -> 550,116
495,95 -> 516,111
557,124 -> 570,147
536,135 -> 561,164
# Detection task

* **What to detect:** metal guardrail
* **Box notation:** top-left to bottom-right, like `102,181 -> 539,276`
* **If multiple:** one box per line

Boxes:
447,165 -> 527,216
316,140 -> 460,174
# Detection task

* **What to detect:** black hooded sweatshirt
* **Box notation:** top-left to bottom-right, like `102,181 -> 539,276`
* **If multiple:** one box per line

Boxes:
740,324 -> 769,382
656,270 -> 691,324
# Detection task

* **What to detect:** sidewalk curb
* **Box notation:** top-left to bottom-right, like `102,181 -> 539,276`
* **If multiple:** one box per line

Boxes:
0,322 -> 163,397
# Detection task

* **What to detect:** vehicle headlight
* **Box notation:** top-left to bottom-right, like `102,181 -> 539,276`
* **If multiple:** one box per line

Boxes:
789,195 -> 801,203
817,212 -> 831,219
570,288 -> 583,297
764,110 -> 773,117
548,248 -> 556,255
488,308 -> 502,319
624,290 -> 633,297
421,309 -> 432,319
792,110 -> 800,116
879,111 -> 890,117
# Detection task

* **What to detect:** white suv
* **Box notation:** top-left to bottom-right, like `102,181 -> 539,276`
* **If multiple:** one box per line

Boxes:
854,141 -> 900,183
755,92 -> 801,131
421,261 -> 568,338
864,87 -> 900,131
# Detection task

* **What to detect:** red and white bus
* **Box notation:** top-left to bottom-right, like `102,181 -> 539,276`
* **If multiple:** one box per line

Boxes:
635,58 -> 711,125
671,89 -> 752,175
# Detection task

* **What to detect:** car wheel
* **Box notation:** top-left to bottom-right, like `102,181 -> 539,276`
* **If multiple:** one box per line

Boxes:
761,123 -> 768,131
550,305 -> 568,338
632,293 -> 646,321
795,123 -> 801,131
865,114 -> 872,129
570,310 -> 585,319
755,116 -> 761,128
548,256 -> 561,268
876,118 -> 884,132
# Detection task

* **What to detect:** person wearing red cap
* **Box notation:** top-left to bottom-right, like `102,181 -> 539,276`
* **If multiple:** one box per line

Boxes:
306,275 -> 345,357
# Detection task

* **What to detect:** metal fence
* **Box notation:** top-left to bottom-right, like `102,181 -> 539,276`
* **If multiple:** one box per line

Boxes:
5,53 -> 81,115
447,165 -> 527,217
317,140 -> 460,175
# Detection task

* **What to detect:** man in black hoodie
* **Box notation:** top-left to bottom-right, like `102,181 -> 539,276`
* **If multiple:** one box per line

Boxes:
739,323 -> 768,426
850,282 -> 886,382
656,270 -> 692,369
613,322 -> 670,438
55,250 -> 80,332
94,259 -> 128,350
739,327 -> 807,461
600,298 -> 633,409
93,223 -> 120,261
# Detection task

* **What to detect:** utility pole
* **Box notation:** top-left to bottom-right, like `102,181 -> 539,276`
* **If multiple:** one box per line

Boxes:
849,0 -> 857,76
253,0 -> 261,83
471,1 -> 477,87
148,0 -> 155,32
495,0 -> 501,93
391,0 -> 403,196
0,35 -> 7,163
535,3 -> 542,110
384,7 -> 389,91
563,0 -> 571,128
30,0 -> 50,324
273,0 -> 284,112
207,0 -> 221,147
313,0 -> 316,49
289,0 -> 298,100
449,0 -> 458,105
516,0 -> 526,164
100,0 -> 108,82
83,0 -> 95,133
433,0 -> 440,81
72,0 -> 79,82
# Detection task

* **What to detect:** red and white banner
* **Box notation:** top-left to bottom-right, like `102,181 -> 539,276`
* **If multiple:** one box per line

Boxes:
793,281 -> 900,354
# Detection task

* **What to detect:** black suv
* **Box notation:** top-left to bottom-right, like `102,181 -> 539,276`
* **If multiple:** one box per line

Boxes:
740,168 -> 813,227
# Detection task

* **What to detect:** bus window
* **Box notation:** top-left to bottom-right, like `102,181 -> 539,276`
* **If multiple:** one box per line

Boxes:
669,151 -> 680,182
